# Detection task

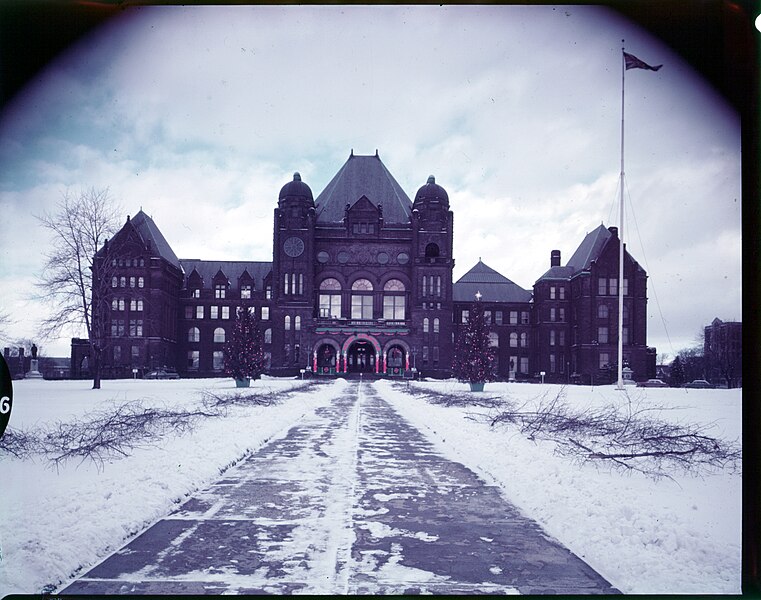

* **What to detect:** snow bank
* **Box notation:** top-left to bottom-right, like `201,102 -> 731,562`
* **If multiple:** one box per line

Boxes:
0,377 -> 346,595
375,380 -> 741,594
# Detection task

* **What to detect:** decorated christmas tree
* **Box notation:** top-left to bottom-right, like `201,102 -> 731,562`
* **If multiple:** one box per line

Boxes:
452,292 -> 496,388
224,305 -> 266,382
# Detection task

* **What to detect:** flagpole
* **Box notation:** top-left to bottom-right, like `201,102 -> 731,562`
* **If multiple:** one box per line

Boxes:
617,42 -> 625,390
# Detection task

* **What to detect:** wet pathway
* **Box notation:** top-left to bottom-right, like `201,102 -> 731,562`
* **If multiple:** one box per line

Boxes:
62,381 -> 619,594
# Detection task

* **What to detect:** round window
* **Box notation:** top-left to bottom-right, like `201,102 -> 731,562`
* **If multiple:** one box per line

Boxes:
317,251 -> 330,264
337,251 -> 350,264
377,252 -> 389,264
397,252 -> 409,265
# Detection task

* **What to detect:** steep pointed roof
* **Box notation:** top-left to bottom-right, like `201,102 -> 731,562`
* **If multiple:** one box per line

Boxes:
453,260 -> 532,303
314,152 -> 412,224
565,224 -> 612,272
130,210 -> 181,268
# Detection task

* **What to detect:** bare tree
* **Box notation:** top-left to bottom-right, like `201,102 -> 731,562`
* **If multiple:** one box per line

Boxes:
35,187 -> 122,389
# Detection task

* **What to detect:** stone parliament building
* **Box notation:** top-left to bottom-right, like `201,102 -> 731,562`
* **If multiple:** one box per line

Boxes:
76,152 -> 655,384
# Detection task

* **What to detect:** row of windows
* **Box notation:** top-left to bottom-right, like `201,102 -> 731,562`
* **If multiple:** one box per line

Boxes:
112,276 -> 145,288
422,318 -> 440,333
111,319 -> 143,337
111,258 -> 145,267
284,273 -> 304,296
284,315 -> 302,330
596,326 -> 630,344
598,278 -> 629,296
463,310 -> 530,325
112,344 -> 142,362
188,326 -> 275,344
186,349 -> 275,371
184,305 -> 272,321
189,283 -> 271,300
111,298 -> 144,311
597,304 -> 630,322
420,346 -> 440,364
320,278 -> 406,292
549,286 -> 566,300
421,276 -> 442,298
352,222 -> 376,234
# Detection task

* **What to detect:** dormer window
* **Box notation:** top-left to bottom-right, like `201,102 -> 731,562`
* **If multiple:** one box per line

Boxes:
352,223 -> 375,235
214,284 -> 226,299
241,284 -> 252,299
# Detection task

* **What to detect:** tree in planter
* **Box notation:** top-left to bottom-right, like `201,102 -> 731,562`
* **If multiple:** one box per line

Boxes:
224,305 -> 266,386
452,293 -> 496,390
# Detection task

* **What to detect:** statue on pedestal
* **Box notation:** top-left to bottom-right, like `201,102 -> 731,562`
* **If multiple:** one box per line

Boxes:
26,343 -> 43,379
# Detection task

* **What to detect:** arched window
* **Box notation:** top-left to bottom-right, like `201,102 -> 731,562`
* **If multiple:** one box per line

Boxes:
383,279 -> 405,291
264,328 -> 272,344
509,332 -> 518,347
295,316 -> 301,331
423,318 -> 429,333
351,278 -> 373,319
383,279 -> 406,320
425,243 -> 440,258
285,315 -> 291,330
319,278 -> 342,318
320,278 -> 341,290
520,332 -> 528,348
489,332 -> 499,348
433,318 -> 440,333
188,327 -> 200,342
351,278 -> 373,291
214,327 -> 226,343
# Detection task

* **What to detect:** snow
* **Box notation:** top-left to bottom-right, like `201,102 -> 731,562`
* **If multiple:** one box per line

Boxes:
375,379 -> 742,594
0,376 -> 345,595
0,377 -> 741,595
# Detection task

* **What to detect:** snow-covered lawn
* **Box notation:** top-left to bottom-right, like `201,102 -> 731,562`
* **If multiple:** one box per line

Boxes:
0,376 -> 344,595
375,379 -> 742,594
0,377 -> 741,595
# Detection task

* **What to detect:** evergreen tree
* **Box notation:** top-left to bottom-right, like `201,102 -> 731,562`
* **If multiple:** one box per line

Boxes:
452,295 -> 495,384
224,305 -> 266,380
669,355 -> 685,387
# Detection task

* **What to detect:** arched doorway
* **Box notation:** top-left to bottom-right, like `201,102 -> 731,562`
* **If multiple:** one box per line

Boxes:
385,345 -> 407,377
346,340 -> 376,373
315,343 -> 338,375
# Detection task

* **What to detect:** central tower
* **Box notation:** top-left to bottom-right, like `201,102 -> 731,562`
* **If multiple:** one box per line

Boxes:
269,151 -> 454,377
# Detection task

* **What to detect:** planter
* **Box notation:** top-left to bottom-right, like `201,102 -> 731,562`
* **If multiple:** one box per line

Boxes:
235,378 -> 251,388
469,382 -> 485,392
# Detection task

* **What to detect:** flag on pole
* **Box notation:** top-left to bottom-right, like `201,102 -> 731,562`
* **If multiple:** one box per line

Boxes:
623,51 -> 662,71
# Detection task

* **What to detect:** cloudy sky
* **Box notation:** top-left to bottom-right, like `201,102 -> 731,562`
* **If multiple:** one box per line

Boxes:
0,5 -> 741,359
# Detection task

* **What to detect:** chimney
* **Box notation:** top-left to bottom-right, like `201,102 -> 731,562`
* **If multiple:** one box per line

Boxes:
608,226 -> 618,237
550,249 -> 561,267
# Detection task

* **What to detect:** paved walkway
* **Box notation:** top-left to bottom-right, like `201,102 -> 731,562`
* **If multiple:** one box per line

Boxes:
62,381 -> 619,594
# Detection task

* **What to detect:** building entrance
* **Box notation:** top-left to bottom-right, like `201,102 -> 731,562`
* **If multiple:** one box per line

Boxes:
347,341 -> 376,373
316,344 -> 337,375
385,345 -> 406,376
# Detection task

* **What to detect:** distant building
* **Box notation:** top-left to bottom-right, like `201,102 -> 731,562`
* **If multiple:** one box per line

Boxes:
704,318 -> 742,387
83,152 -> 653,383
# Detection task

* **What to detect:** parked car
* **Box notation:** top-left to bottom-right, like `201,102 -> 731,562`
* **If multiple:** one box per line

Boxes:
145,368 -> 180,380
684,379 -> 713,389
637,378 -> 668,388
